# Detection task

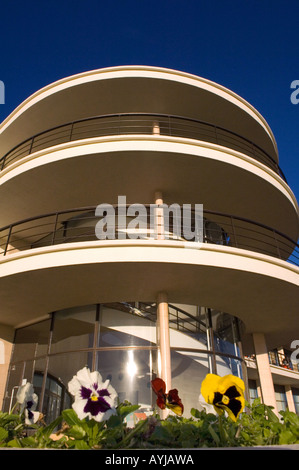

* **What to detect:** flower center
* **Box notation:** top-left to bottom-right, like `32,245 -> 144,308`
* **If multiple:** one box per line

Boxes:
222,395 -> 229,405
91,393 -> 99,402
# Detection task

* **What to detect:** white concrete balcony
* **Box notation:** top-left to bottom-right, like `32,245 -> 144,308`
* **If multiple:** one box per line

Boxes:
0,234 -> 298,351
0,137 -> 297,242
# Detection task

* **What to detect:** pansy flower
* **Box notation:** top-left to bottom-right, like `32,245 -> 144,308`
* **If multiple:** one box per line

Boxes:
16,382 -> 40,425
200,373 -> 245,422
68,367 -> 118,422
151,378 -> 184,416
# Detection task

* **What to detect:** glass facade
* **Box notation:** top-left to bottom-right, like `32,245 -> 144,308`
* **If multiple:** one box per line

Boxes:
274,384 -> 288,412
3,302 -> 244,422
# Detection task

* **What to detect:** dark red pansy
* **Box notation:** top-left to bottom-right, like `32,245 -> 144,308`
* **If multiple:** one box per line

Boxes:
151,378 -> 184,416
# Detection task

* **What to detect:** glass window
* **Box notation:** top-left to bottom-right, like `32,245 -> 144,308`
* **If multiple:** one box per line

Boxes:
99,304 -> 156,347
248,379 -> 259,404
51,305 -> 96,354
274,384 -> 288,412
12,319 -> 51,362
2,362 -> 25,412
95,349 -> 156,407
171,349 -> 209,416
292,388 -> 299,415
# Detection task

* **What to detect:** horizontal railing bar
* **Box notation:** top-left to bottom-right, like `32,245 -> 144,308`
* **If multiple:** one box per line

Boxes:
1,205 -> 298,264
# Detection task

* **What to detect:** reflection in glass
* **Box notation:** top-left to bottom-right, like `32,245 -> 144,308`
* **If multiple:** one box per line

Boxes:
99,304 -> 156,347
4,302 -> 244,422
51,305 -> 96,354
13,319 -> 51,362
95,349 -> 156,407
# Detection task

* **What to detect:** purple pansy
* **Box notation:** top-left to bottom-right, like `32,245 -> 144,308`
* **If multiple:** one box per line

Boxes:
68,367 -> 117,422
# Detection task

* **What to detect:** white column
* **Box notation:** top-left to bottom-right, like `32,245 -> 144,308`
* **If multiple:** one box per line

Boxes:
285,385 -> 296,413
157,292 -> 171,389
154,191 -> 164,240
156,292 -> 171,419
252,332 -> 278,414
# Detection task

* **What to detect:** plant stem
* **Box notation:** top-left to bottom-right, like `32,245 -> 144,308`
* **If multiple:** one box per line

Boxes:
218,415 -> 226,446
116,418 -> 148,449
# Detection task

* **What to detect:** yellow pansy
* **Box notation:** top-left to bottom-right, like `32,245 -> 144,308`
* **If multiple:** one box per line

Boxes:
201,373 -> 245,421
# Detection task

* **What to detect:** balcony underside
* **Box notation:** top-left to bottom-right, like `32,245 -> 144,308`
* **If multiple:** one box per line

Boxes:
0,138 -> 298,241
0,241 -> 298,351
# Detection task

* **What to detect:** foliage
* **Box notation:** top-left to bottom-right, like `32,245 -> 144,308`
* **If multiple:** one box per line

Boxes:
0,398 -> 298,449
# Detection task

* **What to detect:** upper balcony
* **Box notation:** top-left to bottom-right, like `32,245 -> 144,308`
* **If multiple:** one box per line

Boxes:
0,112 -> 286,180
0,66 -> 298,247
0,65 -> 279,162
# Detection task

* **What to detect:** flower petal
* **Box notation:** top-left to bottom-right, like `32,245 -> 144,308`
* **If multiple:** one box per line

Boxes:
200,373 -> 221,405
151,378 -> 166,397
166,389 -> 184,416
201,373 -> 246,421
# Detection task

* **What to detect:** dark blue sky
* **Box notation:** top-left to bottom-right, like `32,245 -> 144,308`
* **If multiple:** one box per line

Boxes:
0,0 -> 298,203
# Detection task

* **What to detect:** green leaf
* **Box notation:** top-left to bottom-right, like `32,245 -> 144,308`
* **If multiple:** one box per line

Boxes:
36,416 -> 63,440
279,430 -> 297,445
208,424 -> 220,446
61,408 -> 82,426
191,408 -> 202,419
67,424 -> 86,440
73,439 -> 91,450
7,438 -> 22,448
0,427 -> 8,443
118,404 -> 140,419
107,414 -> 123,428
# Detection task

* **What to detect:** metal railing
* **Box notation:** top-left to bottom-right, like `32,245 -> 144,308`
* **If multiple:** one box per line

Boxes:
247,351 -> 299,373
136,301 -> 207,336
268,350 -> 299,372
0,205 -> 298,265
0,113 -> 286,180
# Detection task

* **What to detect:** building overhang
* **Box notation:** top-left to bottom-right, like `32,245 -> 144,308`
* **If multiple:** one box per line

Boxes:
0,138 -> 297,242
0,240 -> 298,351
0,66 -> 278,162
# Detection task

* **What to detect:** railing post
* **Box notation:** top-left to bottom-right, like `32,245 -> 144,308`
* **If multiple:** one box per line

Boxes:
273,229 -> 282,259
230,216 -> 238,248
51,213 -> 59,245
214,125 -> 218,145
28,136 -> 35,155
69,122 -> 74,141
0,156 -> 6,171
4,225 -> 12,256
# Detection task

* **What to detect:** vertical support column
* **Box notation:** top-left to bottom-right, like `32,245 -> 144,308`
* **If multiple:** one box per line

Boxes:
285,385 -> 296,413
205,308 -> 217,374
154,191 -> 164,240
156,292 -> 171,418
252,333 -> 278,414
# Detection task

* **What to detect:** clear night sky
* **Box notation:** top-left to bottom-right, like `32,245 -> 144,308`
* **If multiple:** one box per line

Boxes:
0,0 -> 298,210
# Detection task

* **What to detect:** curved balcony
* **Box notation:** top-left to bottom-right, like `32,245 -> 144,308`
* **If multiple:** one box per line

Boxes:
1,205 -> 298,264
0,113 -> 286,180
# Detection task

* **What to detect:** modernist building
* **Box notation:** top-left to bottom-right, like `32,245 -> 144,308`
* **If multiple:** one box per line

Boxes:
0,66 -> 298,421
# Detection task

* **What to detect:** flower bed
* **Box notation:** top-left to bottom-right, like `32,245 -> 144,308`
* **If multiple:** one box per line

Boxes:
1,368 -> 298,449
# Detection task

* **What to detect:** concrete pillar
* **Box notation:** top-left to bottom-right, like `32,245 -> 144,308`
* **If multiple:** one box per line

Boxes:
285,385 -> 296,413
252,332 -> 278,414
154,191 -> 164,240
156,292 -> 171,418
